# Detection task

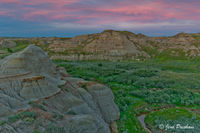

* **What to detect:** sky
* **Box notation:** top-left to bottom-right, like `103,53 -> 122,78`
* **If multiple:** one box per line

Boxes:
0,0 -> 200,37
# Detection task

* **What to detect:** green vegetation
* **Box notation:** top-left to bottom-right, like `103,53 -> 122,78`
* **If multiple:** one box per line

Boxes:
1,39 -> 200,132
131,88 -> 200,106
12,40 -> 30,52
58,84 -> 68,91
0,120 -> 6,126
0,40 -> 30,59
145,108 -> 200,132
0,53 -> 10,59
54,59 -> 200,133
192,34 -> 200,41
7,48 -> 13,53
66,109 -> 77,115
8,111 -> 37,123
80,82 -> 87,90
192,34 -> 200,47
28,101 -> 47,111
117,97 -> 147,133
60,37 -> 71,41
103,30 -> 133,35
44,124 -> 64,133
34,130 -> 41,133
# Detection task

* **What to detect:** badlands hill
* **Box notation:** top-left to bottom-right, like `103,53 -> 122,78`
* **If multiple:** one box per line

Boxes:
1,30 -> 200,61
0,45 -> 119,133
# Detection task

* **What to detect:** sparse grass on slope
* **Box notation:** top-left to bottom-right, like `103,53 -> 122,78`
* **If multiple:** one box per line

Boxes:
0,40 -> 30,59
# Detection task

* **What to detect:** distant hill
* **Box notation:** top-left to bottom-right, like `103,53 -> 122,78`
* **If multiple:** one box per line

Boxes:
2,30 -> 200,60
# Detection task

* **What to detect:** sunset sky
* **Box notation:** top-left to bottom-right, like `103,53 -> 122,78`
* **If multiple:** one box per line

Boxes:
0,0 -> 200,37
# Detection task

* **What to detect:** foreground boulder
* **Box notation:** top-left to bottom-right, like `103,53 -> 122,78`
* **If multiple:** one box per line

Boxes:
0,45 -> 120,133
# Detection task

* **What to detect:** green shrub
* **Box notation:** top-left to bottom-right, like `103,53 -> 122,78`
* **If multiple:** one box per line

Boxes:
7,48 -> 13,53
28,101 -> 46,111
131,88 -> 200,106
44,124 -> 64,133
66,109 -> 76,115
34,130 -> 40,133
81,83 -> 87,90
8,111 -> 37,123
0,120 -> 6,126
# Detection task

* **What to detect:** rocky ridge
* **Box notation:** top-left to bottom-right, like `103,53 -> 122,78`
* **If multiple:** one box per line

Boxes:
39,30 -> 200,60
0,45 -> 119,133
2,30 -> 200,61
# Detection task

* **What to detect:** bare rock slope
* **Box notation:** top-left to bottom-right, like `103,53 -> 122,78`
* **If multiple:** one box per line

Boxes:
49,30 -> 149,60
0,45 -> 119,133
4,30 -> 200,61
41,30 -> 200,60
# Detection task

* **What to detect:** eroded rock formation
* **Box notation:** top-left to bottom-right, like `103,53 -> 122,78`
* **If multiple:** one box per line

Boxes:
3,30 -> 200,61
45,30 -> 200,60
0,45 -> 119,133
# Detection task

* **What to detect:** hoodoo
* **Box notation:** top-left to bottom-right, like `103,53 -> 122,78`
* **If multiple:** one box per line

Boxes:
0,45 -> 119,133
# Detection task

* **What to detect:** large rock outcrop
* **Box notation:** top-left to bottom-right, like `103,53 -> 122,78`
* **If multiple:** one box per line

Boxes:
0,45 -> 120,133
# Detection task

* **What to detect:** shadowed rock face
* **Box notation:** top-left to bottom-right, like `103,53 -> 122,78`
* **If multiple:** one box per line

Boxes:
0,45 -> 119,133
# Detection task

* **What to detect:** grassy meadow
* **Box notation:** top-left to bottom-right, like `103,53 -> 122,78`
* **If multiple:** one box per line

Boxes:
54,59 -> 200,133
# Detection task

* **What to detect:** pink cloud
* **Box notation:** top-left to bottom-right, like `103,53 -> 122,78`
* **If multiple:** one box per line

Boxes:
0,11 -> 6,15
0,0 -> 20,3
1,0 -> 200,26
0,10 -> 11,16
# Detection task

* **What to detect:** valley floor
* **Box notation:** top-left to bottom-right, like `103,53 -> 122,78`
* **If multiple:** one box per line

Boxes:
1,42 -> 200,132
54,59 -> 200,133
